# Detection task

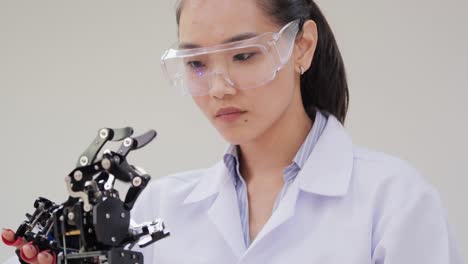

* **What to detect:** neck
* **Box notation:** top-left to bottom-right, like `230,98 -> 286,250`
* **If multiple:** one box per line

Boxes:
238,99 -> 313,183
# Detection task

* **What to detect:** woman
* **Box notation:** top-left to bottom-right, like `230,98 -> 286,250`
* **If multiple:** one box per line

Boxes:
2,0 -> 463,263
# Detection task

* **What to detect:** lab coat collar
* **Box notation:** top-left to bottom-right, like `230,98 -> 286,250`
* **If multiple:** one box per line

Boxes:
297,113 -> 354,196
183,159 -> 228,204
183,153 -> 246,257
183,113 -> 354,204
182,114 -> 353,258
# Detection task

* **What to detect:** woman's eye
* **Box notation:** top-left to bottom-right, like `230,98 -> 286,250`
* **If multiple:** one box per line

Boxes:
187,61 -> 205,69
233,52 -> 256,62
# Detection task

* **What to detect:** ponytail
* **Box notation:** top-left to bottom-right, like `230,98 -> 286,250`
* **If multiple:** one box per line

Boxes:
258,0 -> 349,124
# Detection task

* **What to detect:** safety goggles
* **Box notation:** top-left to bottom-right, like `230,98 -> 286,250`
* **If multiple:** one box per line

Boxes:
160,19 -> 300,96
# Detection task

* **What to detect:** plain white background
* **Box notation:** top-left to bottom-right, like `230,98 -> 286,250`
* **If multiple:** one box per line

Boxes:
0,0 -> 466,261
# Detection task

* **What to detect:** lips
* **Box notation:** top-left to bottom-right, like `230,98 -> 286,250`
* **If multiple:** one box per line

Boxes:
215,107 -> 246,117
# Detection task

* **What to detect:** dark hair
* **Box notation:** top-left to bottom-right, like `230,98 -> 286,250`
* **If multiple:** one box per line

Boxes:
175,0 -> 349,124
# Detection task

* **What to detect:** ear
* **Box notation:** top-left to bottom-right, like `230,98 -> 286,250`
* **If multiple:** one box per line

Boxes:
294,20 -> 318,74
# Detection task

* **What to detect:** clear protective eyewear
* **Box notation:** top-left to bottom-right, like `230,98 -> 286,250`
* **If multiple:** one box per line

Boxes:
160,19 -> 300,96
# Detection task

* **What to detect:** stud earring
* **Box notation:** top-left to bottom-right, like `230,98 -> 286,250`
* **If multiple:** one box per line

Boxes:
300,66 -> 305,75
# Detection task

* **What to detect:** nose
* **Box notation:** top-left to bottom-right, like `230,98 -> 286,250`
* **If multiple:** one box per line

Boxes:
208,72 -> 237,99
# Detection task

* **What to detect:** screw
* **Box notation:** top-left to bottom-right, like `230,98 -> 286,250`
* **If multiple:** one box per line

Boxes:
132,177 -> 142,187
111,237 -> 116,243
121,212 -> 126,218
101,158 -> 111,170
106,213 -> 111,219
67,212 -> 75,221
99,129 -> 109,139
123,138 -> 132,147
73,170 -> 83,181
79,156 -> 89,166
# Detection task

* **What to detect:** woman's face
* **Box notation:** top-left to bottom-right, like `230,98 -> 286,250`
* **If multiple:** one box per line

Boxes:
178,0 -> 303,145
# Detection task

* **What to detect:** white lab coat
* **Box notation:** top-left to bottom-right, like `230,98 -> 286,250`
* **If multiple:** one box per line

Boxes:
131,115 -> 463,263
3,115 -> 463,263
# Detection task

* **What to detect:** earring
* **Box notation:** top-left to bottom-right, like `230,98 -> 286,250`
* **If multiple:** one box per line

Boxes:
300,66 -> 305,75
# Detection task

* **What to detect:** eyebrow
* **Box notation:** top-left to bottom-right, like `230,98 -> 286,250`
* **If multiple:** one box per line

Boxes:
178,32 -> 258,49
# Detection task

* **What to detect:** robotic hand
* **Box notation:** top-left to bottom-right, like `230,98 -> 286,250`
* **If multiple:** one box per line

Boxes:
1,127 -> 170,264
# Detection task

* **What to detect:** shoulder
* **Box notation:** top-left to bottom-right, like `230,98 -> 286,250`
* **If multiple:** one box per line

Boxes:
349,145 -> 445,219
351,145 -> 433,192
350,145 -> 448,236
353,145 -> 420,174
350,148 -> 462,262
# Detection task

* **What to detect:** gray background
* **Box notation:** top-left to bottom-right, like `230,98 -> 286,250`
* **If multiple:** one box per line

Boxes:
0,0 -> 467,261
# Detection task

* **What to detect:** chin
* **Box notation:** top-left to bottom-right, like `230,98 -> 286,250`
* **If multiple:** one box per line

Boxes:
217,126 -> 263,146
219,133 -> 245,145
217,129 -> 249,145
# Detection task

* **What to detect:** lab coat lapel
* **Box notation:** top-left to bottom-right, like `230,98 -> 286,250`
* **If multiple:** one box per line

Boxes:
246,177 -> 300,252
243,114 -> 354,257
207,171 -> 246,259
184,161 -> 246,259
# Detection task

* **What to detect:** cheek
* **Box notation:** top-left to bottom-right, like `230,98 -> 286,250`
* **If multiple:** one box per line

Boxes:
254,96 -> 286,126
239,80 -> 294,137
255,73 -> 295,118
